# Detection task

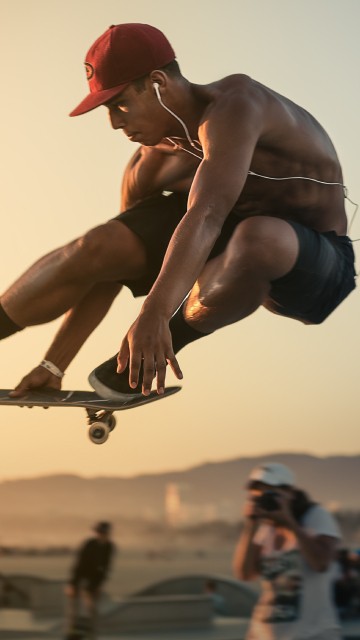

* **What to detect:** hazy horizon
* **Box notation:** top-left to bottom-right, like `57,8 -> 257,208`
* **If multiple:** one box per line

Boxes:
1,449 -> 360,482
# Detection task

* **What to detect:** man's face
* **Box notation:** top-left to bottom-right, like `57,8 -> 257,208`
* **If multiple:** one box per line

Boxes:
106,81 -> 168,146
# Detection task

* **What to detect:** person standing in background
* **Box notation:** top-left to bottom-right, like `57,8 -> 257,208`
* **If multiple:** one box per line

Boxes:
65,521 -> 115,639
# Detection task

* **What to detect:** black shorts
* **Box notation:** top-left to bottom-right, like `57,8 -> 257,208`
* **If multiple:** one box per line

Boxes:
268,221 -> 356,324
115,193 -> 356,323
114,192 -> 240,297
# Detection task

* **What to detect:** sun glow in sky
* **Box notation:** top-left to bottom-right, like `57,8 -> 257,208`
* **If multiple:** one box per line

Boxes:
0,0 -> 359,480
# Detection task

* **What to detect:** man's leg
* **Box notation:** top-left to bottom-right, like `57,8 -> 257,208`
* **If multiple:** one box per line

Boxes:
89,217 -> 299,397
182,216 -> 298,332
65,589 -> 79,636
82,589 -> 98,640
0,220 -> 147,337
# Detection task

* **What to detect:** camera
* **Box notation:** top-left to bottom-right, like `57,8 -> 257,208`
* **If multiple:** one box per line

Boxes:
257,490 -> 280,511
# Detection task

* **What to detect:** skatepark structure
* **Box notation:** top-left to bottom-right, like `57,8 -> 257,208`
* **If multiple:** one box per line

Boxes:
0,572 -> 358,638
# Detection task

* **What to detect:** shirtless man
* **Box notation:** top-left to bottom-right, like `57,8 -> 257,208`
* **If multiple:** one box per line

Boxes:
65,23 -> 355,399
3,23 -> 355,398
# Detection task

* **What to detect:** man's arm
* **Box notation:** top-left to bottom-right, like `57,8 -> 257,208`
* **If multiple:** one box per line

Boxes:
121,143 -> 198,210
233,494 -> 264,581
233,519 -> 262,581
11,281 -> 122,395
101,542 -> 116,580
118,93 -> 266,393
68,540 -> 90,587
286,519 -> 338,572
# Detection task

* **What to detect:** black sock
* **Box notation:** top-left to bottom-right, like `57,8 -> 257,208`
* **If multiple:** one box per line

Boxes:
114,306 -> 208,391
92,304 -> 210,395
0,305 -> 22,339
169,303 -> 210,354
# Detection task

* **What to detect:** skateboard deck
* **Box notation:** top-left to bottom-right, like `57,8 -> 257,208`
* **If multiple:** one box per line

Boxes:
0,386 -> 181,444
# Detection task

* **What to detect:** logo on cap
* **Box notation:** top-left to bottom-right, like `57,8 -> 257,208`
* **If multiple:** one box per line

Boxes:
85,62 -> 94,81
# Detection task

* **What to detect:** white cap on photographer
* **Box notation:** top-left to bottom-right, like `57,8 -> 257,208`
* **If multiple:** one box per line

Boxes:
248,462 -> 295,487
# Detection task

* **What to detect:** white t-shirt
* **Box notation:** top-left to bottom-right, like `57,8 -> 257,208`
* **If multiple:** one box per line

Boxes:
246,505 -> 342,640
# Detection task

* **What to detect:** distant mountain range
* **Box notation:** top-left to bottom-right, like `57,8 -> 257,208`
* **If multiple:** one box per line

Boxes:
0,453 -> 359,546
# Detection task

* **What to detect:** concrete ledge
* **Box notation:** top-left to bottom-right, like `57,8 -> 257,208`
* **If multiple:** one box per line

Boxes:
133,573 -> 258,617
28,580 -> 65,618
100,594 -> 214,633
0,574 -> 66,618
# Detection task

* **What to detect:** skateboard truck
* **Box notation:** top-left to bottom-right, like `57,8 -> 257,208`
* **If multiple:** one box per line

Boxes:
86,409 -> 116,444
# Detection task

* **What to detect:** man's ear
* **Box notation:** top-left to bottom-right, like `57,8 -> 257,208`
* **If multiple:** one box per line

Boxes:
149,70 -> 168,93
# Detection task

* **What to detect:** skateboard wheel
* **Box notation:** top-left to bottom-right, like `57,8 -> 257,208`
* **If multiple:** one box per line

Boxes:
88,421 -> 110,444
107,414 -> 116,430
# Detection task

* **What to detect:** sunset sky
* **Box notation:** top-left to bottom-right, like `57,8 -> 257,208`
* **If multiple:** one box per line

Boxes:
0,0 -> 359,481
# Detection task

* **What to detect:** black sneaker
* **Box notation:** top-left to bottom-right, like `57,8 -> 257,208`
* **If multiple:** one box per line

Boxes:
88,354 -> 143,400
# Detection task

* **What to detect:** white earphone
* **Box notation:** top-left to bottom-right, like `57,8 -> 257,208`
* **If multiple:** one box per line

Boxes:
151,80 -> 203,159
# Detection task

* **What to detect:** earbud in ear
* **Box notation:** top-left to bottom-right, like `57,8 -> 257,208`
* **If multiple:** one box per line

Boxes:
153,82 -> 160,92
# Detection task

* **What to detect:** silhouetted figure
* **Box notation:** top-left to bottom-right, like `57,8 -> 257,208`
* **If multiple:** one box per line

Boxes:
65,522 -> 115,639
204,579 -> 227,615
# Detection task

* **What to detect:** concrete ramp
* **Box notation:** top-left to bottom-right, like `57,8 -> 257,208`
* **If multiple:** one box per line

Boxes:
133,573 -> 258,617
99,594 -> 214,634
0,574 -> 65,618
28,579 -> 65,618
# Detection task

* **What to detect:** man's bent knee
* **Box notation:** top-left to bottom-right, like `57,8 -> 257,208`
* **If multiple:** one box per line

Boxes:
226,216 -> 299,281
74,221 -> 147,279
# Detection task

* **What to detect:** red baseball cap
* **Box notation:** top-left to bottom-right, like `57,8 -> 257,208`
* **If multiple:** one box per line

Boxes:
70,23 -> 176,117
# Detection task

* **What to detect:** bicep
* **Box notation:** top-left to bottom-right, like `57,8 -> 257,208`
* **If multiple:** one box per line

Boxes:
189,100 -> 264,220
188,154 -> 249,224
121,146 -> 197,210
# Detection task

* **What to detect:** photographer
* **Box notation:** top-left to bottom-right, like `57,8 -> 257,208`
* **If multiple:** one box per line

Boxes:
233,462 -> 342,640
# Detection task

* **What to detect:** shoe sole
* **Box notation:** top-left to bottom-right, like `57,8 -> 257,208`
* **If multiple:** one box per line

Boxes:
88,370 -> 143,401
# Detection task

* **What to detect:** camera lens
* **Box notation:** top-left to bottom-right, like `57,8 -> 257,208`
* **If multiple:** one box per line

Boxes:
257,490 -> 280,511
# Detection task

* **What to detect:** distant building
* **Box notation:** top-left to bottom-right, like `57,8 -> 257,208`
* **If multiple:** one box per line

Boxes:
165,483 -> 223,527
165,484 -> 182,527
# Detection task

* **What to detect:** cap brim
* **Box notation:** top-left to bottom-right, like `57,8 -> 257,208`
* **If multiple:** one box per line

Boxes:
69,82 -> 130,117
246,476 -> 279,488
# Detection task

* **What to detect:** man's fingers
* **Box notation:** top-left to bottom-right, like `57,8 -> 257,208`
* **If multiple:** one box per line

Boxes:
154,353 -> 183,395
140,352 -> 183,396
117,341 -> 129,373
167,354 -> 183,381
140,356 -> 156,396
119,320 -> 181,396
9,386 -> 27,397
155,359 -> 167,395
128,351 -> 146,390
9,375 -> 36,397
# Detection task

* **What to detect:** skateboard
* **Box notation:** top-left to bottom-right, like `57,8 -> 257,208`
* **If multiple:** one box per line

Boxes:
0,386 -> 181,444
